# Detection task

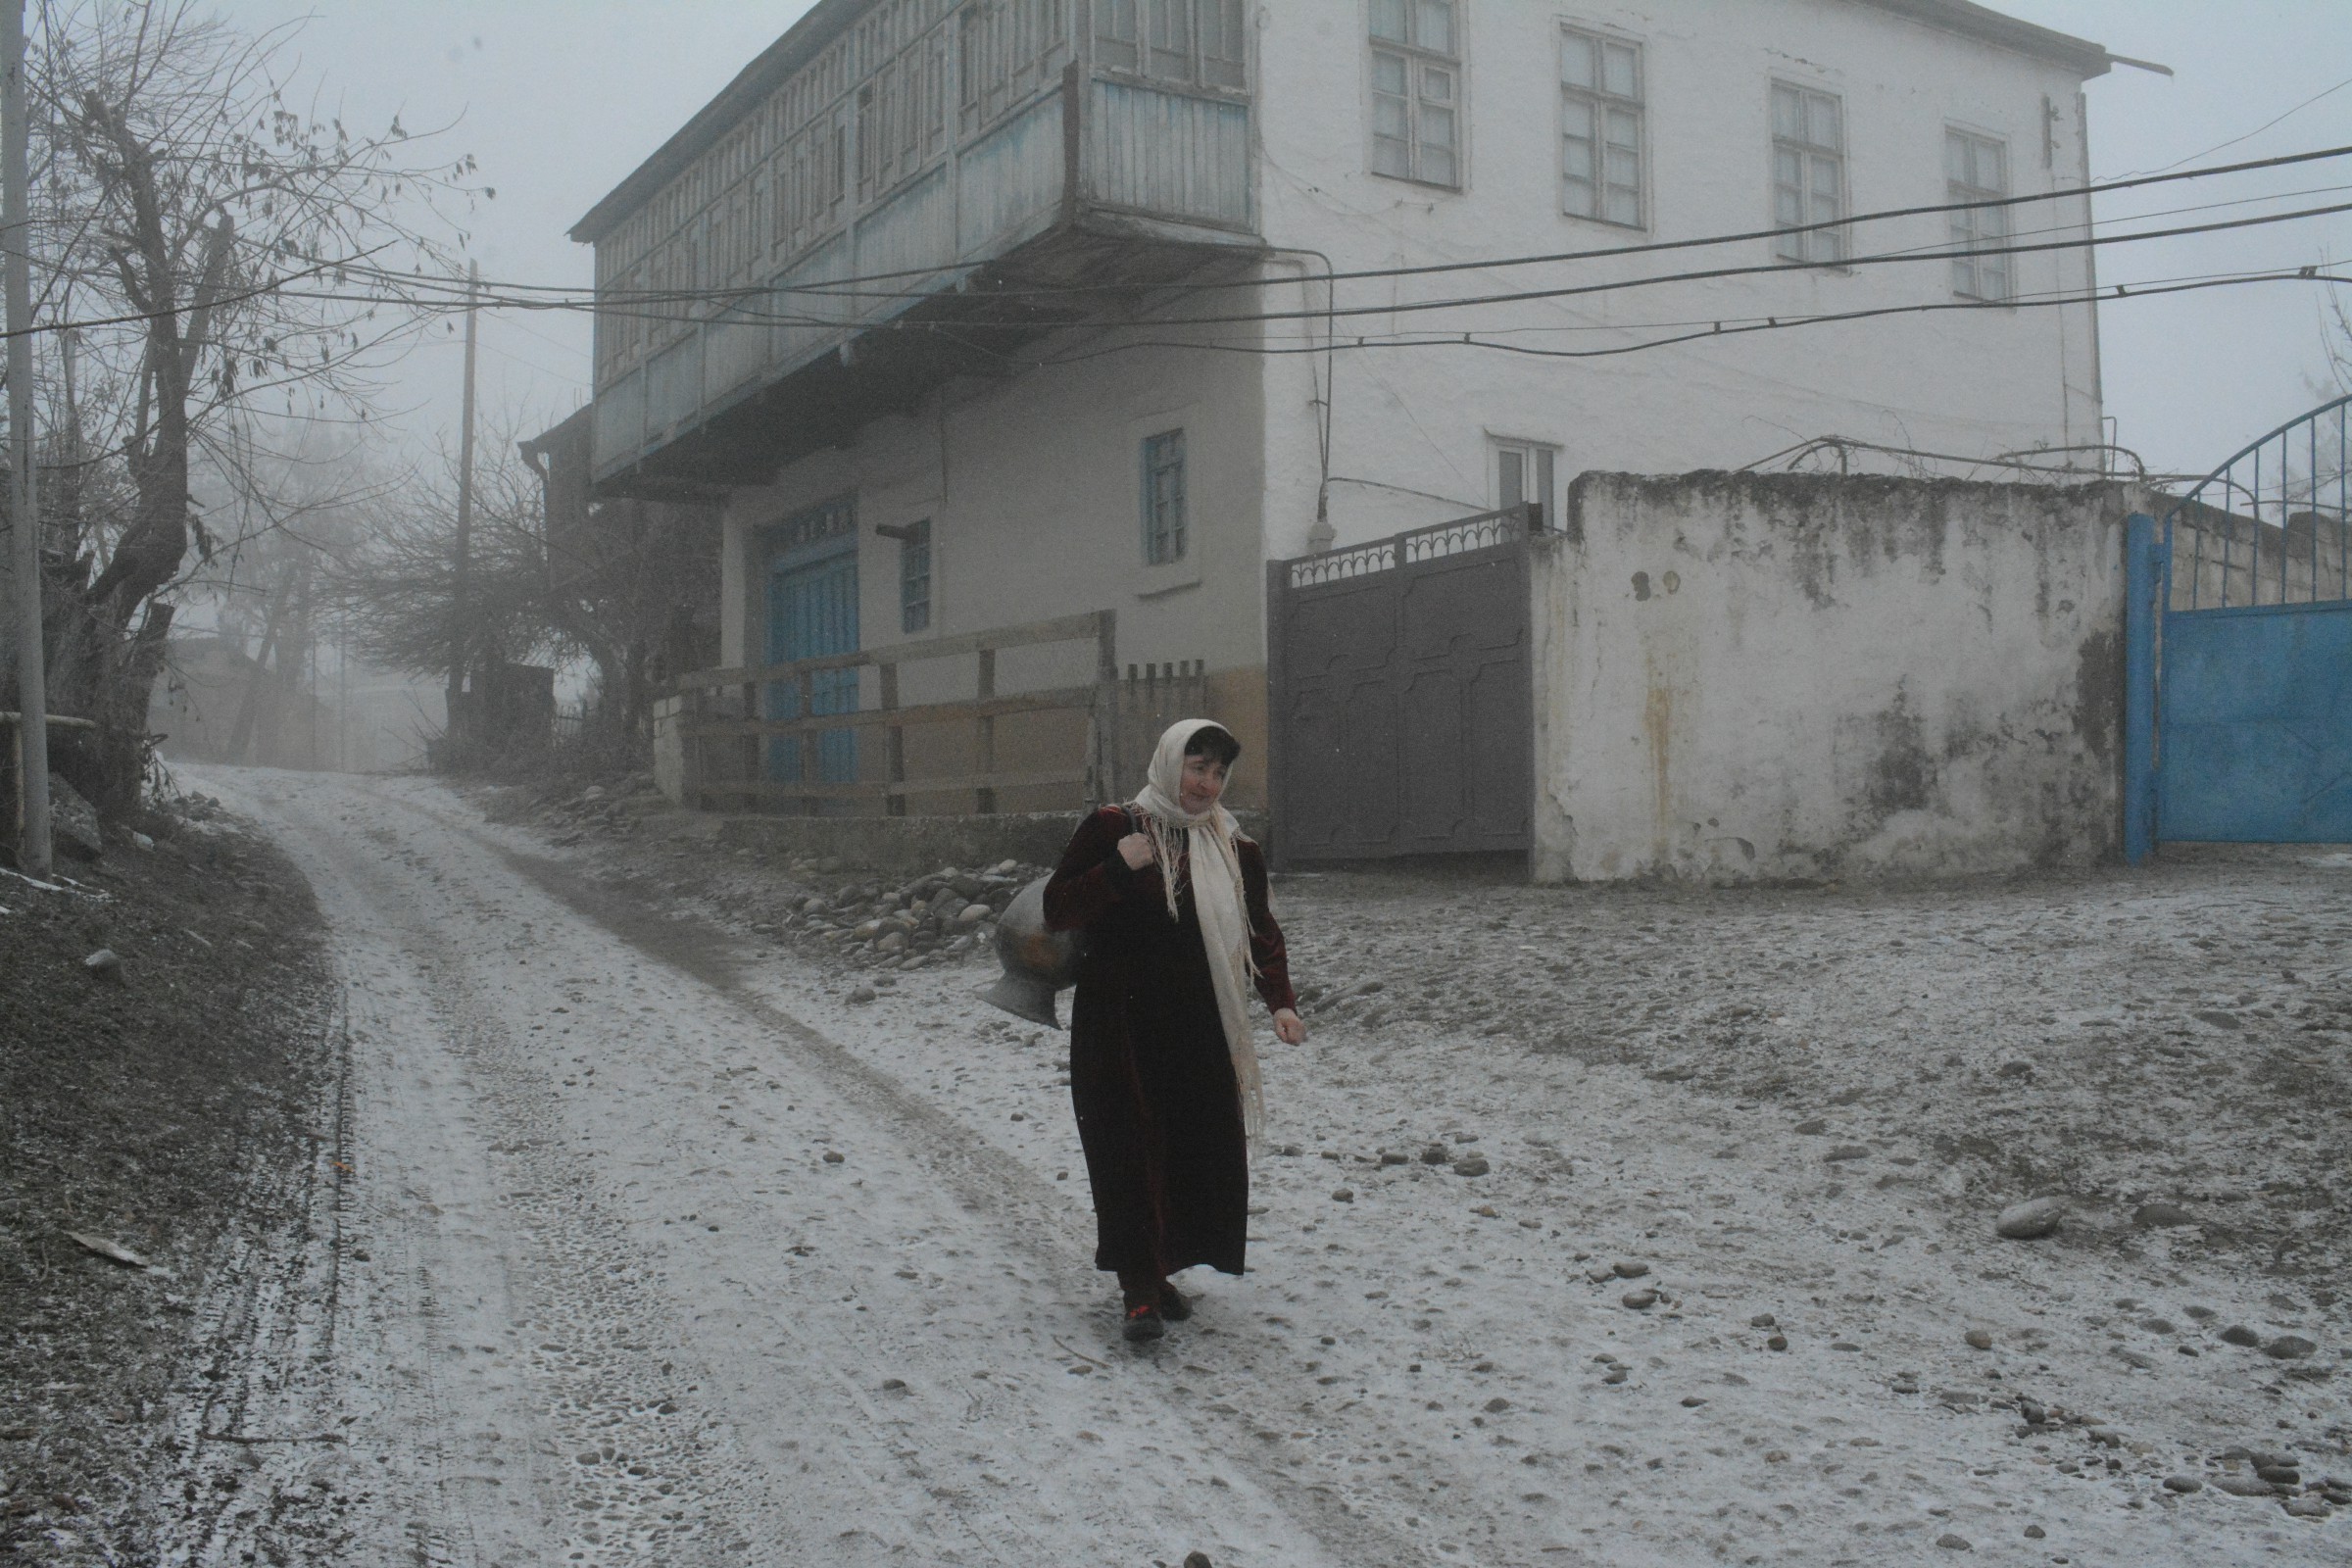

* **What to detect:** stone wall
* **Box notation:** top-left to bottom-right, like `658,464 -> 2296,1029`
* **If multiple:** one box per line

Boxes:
1529,472 -> 2138,882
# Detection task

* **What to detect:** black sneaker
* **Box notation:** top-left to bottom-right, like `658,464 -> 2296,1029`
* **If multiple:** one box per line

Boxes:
1122,1302 -> 1165,1342
1157,1280 -> 1193,1322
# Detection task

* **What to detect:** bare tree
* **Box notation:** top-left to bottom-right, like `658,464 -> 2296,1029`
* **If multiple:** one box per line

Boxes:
5,0 -> 477,810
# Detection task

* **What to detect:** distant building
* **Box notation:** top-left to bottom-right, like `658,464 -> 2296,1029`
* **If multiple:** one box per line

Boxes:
573,0 -> 2117,812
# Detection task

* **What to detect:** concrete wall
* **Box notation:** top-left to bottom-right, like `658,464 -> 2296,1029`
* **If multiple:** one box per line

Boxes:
1252,0 -> 2105,563
1531,472 -> 2132,882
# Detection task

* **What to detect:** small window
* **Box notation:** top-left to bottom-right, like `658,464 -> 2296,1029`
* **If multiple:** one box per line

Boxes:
1370,0 -> 1459,188
1771,82 -> 1846,265
1946,129 -> 2011,302
1494,439 -> 1557,528
1142,429 -> 1188,565
1561,28 -> 1642,227
899,519 -> 932,633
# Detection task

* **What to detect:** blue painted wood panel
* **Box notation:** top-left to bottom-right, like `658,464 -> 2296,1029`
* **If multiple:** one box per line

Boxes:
2159,601 -> 2352,842
765,541 -> 859,801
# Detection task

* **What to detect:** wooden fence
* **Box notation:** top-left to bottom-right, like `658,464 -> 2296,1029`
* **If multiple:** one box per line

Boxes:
669,612 -> 1117,815
668,617 -> 1229,816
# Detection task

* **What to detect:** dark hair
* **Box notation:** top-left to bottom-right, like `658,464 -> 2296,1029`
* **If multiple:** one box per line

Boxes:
1184,724 -> 1241,767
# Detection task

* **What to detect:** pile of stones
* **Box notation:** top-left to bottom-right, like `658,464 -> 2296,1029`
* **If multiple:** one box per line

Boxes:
782,858 -> 1044,970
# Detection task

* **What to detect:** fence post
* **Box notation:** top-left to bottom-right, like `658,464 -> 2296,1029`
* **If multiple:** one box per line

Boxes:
1092,610 -> 1118,804
2124,513 -> 2159,864
973,645 -> 997,815
740,675 -> 760,814
681,687 -> 706,811
880,660 -> 906,818
795,668 -> 817,816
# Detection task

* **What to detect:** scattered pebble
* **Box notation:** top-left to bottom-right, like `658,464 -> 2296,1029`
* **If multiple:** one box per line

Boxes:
2218,1325 -> 2263,1348
1451,1156 -> 1491,1178
1749,1313 -> 1777,1329
1935,1533 -> 1972,1550
1994,1198 -> 2065,1240
1621,1289 -> 1659,1311
1964,1329 -> 1992,1350
2164,1475 -> 2203,1494
1331,1189 -> 1354,1203
1612,1261 -> 1650,1279
822,1151 -> 846,1164
2264,1335 -> 2319,1360
1766,1335 -> 1788,1352
2132,1201 -> 2195,1228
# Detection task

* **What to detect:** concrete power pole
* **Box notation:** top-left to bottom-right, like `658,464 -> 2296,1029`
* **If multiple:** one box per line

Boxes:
445,259 -> 479,760
5,0 -> 50,877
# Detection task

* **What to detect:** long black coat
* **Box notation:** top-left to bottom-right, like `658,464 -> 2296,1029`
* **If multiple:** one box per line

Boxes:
1043,807 -> 1296,1279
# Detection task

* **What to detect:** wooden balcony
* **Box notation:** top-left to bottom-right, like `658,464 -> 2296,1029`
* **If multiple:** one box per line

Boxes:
578,1 -> 1261,499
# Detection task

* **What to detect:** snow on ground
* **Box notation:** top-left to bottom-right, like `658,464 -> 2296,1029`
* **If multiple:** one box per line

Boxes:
185,767 -> 2349,1566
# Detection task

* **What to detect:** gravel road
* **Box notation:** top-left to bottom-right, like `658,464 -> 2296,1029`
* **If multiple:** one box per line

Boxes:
178,767 -> 2349,1567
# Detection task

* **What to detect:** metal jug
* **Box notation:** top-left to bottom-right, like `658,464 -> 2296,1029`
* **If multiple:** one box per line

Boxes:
980,875 -> 1082,1028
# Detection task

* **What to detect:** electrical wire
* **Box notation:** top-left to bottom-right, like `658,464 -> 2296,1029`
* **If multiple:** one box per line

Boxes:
288,138 -> 2352,315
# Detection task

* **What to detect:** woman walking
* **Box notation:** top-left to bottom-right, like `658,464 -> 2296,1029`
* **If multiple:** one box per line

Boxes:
1044,718 -> 1305,1342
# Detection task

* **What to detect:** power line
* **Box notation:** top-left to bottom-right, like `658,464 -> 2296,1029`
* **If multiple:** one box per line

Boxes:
2103,75 -> 2352,182
366,193 -> 2348,341
1009,268 -> 2351,371
312,138 -> 2352,314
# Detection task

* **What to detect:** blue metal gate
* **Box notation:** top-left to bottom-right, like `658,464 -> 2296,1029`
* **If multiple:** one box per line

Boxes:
2126,394 -> 2352,856
764,499 -> 859,808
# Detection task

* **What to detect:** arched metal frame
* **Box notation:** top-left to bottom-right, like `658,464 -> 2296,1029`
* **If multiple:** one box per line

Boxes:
2162,391 -> 2352,611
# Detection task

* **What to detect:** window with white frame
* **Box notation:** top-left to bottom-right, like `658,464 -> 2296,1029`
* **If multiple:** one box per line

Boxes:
898,519 -> 933,633
1771,82 -> 1846,265
1946,129 -> 2011,302
1094,0 -> 1247,90
1560,27 -> 1642,227
1142,429 -> 1188,565
1370,0 -> 1459,188
1494,439 -> 1557,528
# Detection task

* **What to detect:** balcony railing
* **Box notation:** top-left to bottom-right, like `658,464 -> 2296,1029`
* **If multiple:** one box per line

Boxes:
587,0 -> 1257,486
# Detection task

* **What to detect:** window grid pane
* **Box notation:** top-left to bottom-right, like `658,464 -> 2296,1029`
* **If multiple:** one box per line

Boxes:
1561,28 -> 1642,226
1370,0 -> 1460,188
1772,84 -> 1845,264
900,520 -> 932,634
1946,129 -> 2011,301
1143,430 -> 1187,565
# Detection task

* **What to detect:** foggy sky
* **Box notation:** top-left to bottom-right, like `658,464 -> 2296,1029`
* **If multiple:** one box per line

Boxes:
212,1 -> 2352,483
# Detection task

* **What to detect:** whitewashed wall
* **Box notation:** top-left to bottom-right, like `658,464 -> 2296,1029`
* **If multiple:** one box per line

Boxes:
1529,471 -> 2132,882
1250,0 -> 2105,562
716,325 -> 1267,706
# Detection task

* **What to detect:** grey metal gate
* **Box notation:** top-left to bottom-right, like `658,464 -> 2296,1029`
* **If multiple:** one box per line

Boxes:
1266,505 -> 1540,864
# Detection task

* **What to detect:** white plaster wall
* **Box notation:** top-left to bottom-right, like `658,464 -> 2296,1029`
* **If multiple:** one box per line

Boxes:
1531,471 -> 2129,882
716,318 -> 1268,706
1250,0 -> 2105,563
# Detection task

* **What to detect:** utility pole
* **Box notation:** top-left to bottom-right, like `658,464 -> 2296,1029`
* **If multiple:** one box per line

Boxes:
445,259 -> 479,760
5,0 -> 49,877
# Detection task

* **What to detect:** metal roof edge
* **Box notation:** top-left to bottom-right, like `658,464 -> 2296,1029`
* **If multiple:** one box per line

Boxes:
1848,0 -> 2112,79
569,0 -> 871,245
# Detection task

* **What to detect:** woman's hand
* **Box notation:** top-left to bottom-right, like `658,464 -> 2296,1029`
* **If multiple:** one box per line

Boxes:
1115,832 -> 1155,870
1272,1007 -> 1305,1045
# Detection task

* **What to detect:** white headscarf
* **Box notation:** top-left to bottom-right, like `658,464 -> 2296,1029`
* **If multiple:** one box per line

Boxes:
1131,717 -> 1265,1150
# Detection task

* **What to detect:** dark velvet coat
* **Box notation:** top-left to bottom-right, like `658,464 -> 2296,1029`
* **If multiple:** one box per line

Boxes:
1044,807 -> 1297,1279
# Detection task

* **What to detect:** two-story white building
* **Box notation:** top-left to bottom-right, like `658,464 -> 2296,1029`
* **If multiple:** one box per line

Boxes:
574,0 -> 2118,816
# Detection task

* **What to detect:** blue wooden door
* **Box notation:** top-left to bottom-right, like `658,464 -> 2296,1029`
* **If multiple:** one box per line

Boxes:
765,540 -> 859,805
2158,601 -> 2352,842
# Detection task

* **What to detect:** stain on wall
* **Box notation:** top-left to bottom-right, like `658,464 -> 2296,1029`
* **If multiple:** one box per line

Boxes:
1530,471 -> 2133,883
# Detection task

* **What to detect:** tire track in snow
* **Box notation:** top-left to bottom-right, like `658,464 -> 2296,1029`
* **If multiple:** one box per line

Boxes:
209,770 -> 1495,1567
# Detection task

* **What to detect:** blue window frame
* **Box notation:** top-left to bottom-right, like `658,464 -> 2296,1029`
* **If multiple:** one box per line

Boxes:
899,518 -> 932,633
1142,429 -> 1187,564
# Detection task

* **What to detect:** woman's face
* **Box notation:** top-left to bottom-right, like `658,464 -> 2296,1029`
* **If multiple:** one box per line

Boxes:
1180,751 -> 1229,813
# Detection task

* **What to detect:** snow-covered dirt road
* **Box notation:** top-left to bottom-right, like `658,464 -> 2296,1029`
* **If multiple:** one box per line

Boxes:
185,768 -> 2347,1567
